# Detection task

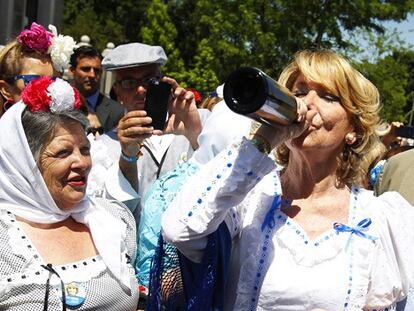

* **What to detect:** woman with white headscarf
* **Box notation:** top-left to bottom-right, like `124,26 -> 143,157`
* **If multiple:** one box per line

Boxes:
0,77 -> 138,310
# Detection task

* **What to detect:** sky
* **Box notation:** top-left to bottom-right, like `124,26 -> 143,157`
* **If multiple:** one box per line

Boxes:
347,13 -> 414,61
384,13 -> 414,46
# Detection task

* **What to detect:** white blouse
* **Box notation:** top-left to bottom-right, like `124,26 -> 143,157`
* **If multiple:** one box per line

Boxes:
0,199 -> 139,310
162,138 -> 414,311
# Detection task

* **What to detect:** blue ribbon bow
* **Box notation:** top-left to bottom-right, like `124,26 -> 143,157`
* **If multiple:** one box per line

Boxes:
261,195 -> 282,232
333,218 -> 378,250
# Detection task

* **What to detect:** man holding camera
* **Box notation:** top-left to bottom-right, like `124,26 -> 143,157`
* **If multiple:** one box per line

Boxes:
87,42 -> 208,223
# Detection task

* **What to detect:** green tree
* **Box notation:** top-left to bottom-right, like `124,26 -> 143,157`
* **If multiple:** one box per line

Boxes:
350,27 -> 413,124
358,56 -> 408,122
167,0 -> 414,81
63,6 -> 126,50
140,0 -> 187,83
187,39 -> 220,92
63,0 -> 414,108
62,0 -> 148,50
392,49 -> 414,124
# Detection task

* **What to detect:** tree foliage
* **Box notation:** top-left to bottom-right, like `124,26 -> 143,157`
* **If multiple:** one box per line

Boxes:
62,0 -> 414,121
140,0 -> 187,84
358,56 -> 409,122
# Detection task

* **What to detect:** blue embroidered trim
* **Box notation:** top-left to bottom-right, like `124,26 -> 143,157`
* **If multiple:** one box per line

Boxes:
249,186 -> 380,310
186,149 -> 262,221
334,187 -> 377,311
341,186 -> 358,310
263,202 -> 339,247
248,173 -> 280,311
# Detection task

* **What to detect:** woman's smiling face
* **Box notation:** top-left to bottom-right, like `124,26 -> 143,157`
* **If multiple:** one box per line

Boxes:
39,121 -> 91,210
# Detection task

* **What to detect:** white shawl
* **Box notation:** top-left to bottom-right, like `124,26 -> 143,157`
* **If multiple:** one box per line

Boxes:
0,102 -> 131,289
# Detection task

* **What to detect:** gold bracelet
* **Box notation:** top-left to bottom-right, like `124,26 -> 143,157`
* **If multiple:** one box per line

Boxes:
248,133 -> 271,154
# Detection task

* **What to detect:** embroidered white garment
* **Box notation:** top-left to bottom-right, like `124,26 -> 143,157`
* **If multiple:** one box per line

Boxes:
0,102 -> 130,289
162,138 -> 414,311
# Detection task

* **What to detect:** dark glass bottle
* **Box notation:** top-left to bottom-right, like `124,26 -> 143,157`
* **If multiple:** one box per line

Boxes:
223,67 -> 297,126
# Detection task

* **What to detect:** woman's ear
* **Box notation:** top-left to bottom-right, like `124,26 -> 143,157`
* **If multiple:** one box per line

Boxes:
0,80 -> 14,101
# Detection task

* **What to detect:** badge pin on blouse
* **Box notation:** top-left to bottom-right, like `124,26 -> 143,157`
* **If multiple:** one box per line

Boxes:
56,281 -> 87,308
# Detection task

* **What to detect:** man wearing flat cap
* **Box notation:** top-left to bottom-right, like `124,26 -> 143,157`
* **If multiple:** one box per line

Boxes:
87,42 -> 209,227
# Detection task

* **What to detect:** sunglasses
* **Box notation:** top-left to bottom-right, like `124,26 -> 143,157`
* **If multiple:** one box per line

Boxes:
116,76 -> 161,90
6,75 -> 57,86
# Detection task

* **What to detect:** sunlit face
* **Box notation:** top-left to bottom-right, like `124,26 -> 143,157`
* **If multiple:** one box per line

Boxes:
39,122 -> 91,210
11,56 -> 55,101
71,56 -> 102,96
113,63 -> 161,112
287,74 -> 354,156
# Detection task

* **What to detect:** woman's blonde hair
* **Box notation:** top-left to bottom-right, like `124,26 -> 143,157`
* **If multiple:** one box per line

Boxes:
276,49 -> 384,187
0,40 -> 52,106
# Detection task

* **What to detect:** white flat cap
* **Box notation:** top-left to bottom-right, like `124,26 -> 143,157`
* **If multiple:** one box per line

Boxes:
102,42 -> 167,71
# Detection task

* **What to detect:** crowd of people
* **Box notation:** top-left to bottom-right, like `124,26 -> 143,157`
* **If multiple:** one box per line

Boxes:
0,22 -> 413,311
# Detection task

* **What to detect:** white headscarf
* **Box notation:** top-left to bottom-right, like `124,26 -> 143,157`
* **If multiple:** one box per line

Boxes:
0,102 -> 131,289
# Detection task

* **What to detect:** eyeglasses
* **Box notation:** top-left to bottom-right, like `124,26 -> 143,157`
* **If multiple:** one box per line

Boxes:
87,126 -> 104,136
116,76 -> 161,90
6,75 -> 57,86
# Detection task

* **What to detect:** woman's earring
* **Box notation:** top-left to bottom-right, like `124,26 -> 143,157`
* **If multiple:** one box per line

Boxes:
345,133 -> 355,144
3,99 -> 15,111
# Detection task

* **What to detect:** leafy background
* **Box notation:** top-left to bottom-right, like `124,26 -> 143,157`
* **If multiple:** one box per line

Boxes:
63,0 -> 414,124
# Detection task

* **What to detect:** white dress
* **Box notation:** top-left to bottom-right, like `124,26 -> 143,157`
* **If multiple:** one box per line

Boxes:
162,138 -> 414,311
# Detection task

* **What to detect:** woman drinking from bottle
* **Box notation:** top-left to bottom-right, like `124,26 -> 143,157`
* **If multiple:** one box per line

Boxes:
160,50 -> 414,311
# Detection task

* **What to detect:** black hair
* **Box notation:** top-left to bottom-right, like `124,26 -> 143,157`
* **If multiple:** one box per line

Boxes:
70,45 -> 102,68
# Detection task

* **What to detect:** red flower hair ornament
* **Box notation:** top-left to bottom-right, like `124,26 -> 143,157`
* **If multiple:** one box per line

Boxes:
188,88 -> 202,103
21,76 -> 81,113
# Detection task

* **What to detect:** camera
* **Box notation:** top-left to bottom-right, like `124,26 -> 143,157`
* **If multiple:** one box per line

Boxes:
395,126 -> 414,139
223,67 -> 297,126
144,79 -> 172,130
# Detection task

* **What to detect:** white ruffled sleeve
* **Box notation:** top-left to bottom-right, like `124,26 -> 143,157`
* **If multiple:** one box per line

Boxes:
365,191 -> 414,309
161,137 -> 276,262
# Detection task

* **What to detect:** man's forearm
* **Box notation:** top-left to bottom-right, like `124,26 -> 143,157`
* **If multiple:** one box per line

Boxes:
119,157 -> 139,192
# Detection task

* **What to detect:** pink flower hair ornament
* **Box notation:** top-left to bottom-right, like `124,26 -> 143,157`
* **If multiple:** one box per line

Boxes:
17,22 -> 76,72
21,76 -> 81,113
17,22 -> 53,53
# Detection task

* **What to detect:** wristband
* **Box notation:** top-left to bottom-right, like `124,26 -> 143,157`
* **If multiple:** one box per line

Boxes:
120,151 -> 138,163
120,143 -> 144,163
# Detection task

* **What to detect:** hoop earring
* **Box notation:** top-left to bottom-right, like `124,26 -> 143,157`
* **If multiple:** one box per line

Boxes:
3,99 -> 15,111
